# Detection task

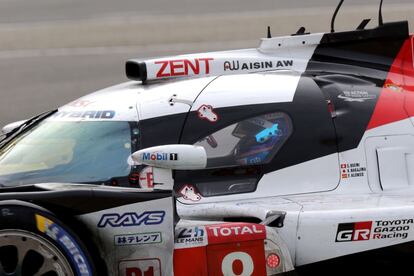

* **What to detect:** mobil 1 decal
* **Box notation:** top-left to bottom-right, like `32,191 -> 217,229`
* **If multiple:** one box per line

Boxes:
224,59 -> 293,72
142,152 -> 178,161
336,219 -> 414,242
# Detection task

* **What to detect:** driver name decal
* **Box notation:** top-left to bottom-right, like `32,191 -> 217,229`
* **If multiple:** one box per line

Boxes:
340,163 -> 366,179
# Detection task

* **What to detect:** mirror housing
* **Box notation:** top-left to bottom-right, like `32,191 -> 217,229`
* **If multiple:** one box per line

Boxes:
1,120 -> 27,135
129,145 -> 207,170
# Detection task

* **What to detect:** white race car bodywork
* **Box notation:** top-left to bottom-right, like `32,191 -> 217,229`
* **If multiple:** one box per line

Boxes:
51,25 -> 414,269
1,17 -> 414,275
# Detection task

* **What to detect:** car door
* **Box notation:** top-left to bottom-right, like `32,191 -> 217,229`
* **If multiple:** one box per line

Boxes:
175,72 -> 340,203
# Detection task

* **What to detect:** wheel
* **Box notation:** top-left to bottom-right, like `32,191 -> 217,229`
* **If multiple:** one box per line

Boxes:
0,203 -> 96,276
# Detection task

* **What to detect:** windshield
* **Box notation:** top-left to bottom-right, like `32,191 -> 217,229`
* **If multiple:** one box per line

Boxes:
0,120 -> 140,186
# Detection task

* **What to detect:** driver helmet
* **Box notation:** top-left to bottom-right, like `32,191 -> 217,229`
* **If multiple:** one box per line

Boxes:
232,116 -> 284,166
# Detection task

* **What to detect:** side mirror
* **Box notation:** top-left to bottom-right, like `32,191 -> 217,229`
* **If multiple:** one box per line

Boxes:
129,145 -> 207,170
1,120 -> 27,135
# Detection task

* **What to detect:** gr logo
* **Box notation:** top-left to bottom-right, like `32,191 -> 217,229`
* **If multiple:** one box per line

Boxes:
335,221 -> 372,242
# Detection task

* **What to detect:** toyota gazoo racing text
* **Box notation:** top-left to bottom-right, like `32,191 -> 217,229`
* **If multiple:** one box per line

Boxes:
0,2 -> 414,275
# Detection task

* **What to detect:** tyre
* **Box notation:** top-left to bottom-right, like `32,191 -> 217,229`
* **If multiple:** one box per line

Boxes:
0,203 -> 96,275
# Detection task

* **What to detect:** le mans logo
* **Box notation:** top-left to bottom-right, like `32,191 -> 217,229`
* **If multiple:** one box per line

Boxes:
335,221 -> 372,242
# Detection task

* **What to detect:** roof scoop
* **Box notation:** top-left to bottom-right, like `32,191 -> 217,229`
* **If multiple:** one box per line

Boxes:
126,61 -> 147,82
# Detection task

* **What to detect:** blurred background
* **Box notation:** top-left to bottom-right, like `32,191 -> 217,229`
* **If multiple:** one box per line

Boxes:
0,0 -> 413,127
1,1 -> 414,273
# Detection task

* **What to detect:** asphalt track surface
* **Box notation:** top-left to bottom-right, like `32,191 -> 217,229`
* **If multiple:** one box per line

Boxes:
1,1 -> 414,274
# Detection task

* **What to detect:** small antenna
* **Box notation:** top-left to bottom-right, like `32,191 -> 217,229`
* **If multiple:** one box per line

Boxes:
331,0 -> 345,33
378,0 -> 384,26
267,26 -> 272,38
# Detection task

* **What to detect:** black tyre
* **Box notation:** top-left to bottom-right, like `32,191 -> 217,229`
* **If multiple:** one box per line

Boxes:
0,203 -> 96,276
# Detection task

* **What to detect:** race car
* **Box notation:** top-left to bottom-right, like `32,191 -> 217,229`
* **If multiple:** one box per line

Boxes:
0,184 -> 292,275
0,1 -> 414,275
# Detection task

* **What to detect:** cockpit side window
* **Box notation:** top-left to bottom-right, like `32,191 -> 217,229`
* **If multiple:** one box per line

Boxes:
174,111 -> 293,198
194,112 -> 293,168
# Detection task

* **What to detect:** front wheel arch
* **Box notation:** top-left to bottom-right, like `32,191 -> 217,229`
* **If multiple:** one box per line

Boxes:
0,201 -> 97,275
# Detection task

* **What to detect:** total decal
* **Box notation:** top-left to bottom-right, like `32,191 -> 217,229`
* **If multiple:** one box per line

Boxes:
206,223 -> 266,244
35,214 -> 92,275
97,211 -> 165,228
335,219 -> 414,242
129,52 -> 296,81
